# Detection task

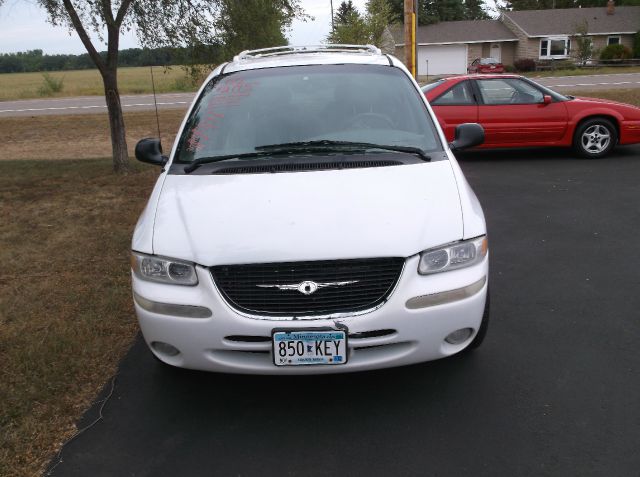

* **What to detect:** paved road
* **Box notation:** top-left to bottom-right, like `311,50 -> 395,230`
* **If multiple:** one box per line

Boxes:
535,72 -> 640,91
47,145 -> 640,477
0,92 -> 194,118
1,72 -> 639,118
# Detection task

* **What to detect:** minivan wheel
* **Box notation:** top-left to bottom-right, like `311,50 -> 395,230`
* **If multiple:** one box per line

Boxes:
573,118 -> 617,158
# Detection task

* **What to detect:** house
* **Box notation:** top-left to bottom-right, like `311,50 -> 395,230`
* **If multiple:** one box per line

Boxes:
393,2 -> 640,75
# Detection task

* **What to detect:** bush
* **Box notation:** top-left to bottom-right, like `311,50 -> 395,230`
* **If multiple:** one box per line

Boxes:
634,31 -> 640,58
37,73 -> 64,96
599,44 -> 632,60
513,58 -> 535,72
551,59 -> 576,70
504,64 -> 517,73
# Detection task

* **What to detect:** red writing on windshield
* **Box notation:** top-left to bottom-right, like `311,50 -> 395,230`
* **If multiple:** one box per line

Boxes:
186,78 -> 255,152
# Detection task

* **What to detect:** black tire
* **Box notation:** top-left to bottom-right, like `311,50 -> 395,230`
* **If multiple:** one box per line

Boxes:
467,287 -> 490,350
573,117 -> 617,159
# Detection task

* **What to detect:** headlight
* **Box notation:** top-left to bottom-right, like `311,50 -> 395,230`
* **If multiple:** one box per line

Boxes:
418,236 -> 488,275
131,252 -> 198,285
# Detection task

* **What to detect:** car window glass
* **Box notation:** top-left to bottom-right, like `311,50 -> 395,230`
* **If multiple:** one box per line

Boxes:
477,78 -> 543,105
176,64 -> 442,162
432,81 -> 475,106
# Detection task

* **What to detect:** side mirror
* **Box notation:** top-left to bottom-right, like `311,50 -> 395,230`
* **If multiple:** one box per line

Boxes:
542,94 -> 552,105
135,138 -> 168,166
449,123 -> 484,151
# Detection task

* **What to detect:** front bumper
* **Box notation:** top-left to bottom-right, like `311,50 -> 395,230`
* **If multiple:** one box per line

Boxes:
132,255 -> 489,374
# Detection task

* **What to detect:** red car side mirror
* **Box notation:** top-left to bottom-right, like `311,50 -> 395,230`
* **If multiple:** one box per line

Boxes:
542,95 -> 552,105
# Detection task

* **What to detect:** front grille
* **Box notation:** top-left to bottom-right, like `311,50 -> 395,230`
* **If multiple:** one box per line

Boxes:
211,258 -> 404,317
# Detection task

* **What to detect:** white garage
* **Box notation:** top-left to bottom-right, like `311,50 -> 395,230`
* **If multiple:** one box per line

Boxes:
417,44 -> 468,76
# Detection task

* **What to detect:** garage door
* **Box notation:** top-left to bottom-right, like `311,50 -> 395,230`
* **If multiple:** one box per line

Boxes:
417,45 -> 467,75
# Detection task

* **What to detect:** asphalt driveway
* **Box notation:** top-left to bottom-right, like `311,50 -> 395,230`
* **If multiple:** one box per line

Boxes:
48,145 -> 640,477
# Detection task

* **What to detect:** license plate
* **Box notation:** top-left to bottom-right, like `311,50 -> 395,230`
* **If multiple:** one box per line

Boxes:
272,329 -> 348,367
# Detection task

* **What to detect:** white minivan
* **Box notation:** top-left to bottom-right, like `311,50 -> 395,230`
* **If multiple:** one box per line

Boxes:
132,45 -> 489,374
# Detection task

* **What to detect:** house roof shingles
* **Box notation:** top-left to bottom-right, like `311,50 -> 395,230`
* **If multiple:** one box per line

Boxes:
392,20 -> 518,45
503,6 -> 640,37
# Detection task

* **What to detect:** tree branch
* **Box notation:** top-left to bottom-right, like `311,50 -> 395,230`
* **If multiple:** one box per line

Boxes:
61,0 -> 107,74
115,0 -> 133,26
101,0 -> 115,27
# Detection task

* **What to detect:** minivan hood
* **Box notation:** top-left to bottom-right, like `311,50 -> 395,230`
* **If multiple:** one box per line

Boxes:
152,161 -> 463,265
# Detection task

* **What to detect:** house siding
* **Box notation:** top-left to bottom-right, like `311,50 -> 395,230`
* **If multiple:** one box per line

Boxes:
501,42 -> 516,65
467,43 -> 483,66
587,34 -> 635,54
501,14 -> 537,59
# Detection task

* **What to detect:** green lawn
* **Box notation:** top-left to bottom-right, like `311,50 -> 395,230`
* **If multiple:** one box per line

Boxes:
0,159 -> 158,477
0,66 -> 202,101
525,66 -> 640,78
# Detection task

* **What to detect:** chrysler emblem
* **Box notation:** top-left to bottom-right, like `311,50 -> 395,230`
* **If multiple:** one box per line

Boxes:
298,281 -> 318,295
257,280 -> 358,295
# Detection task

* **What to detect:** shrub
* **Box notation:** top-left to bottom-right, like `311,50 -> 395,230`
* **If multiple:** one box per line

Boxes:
513,58 -> 535,72
553,59 -> 576,70
599,44 -> 632,60
504,64 -> 517,73
38,72 -> 64,96
634,31 -> 640,58
171,74 -> 198,92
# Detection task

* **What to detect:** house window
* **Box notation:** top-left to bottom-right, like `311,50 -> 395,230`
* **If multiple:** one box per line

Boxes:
540,38 -> 570,58
607,36 -> 621,46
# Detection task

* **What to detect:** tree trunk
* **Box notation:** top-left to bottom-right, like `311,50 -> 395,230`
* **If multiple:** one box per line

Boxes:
102,69 -> 130,173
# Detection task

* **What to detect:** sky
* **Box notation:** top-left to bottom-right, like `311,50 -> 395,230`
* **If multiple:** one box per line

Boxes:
0,0 -> 369,55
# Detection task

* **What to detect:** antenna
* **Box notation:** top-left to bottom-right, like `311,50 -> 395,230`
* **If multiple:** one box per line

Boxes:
149,65 -> 162,148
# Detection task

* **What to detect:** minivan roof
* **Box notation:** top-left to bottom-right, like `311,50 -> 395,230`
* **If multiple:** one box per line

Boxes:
222,45 -> 397,74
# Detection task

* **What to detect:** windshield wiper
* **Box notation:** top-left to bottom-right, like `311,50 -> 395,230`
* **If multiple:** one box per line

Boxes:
183,140 -> 430,173
256,140 -> 431,161
184,150 -> 294,173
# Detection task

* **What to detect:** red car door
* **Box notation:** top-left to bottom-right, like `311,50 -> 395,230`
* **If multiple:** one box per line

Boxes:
474,78 -> 568,147
429,80 -> 478,143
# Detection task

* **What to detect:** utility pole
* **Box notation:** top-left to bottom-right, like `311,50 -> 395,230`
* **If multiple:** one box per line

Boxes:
330,0 -> 334,31
404,0 -> 418,78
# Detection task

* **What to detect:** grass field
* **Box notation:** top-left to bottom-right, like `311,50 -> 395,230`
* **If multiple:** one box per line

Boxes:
3,65 -> 639,102
0,66 -> 202,101
526,65 -> 640,78
0,87 -> 638,476
1,109 -> 186,161
0,159 -> 158,477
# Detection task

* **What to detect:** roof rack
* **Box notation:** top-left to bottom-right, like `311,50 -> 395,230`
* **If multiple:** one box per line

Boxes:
234,44 -> 382,62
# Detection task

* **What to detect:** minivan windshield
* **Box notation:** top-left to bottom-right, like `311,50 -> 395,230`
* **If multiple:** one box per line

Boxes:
175,64 -> 442,163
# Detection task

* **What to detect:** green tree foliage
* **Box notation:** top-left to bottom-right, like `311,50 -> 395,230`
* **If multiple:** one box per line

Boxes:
599,44 -> 632,60
0,47 -> 221,73
572,19 -> 593,65
327,0 -> 393,46
366,0 -> 394,44
465,0 -> 490,19
216,0 -> 303,58
634,31 -> 640,57
387,0 -> 489,25
334,0 -> 358,25
503,0 -> 640,9
327,10 -> 370,44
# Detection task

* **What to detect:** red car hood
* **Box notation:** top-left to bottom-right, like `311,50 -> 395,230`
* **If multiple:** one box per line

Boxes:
572,96 -> 640,110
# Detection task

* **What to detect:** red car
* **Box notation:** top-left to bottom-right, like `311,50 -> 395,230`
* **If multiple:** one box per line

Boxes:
422,74 -> 640,158
468,58 -> 504,74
